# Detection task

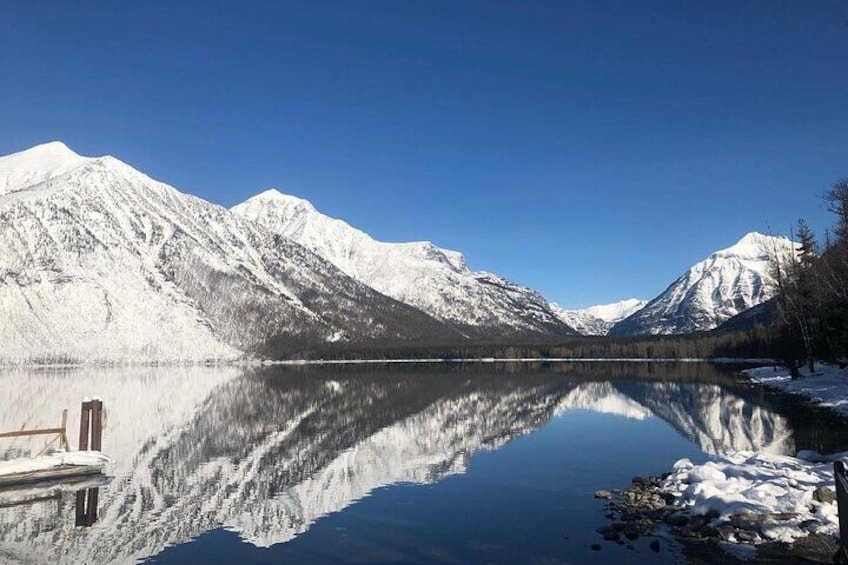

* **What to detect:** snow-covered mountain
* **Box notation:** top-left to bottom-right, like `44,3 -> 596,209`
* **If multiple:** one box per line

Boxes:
232,190 -> 575,338
550,298 -> 647,335
609,232 -> 795,336
0,142 -> 455,363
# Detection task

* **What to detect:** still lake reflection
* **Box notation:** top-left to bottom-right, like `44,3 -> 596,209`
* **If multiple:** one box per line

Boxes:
1,362 -> 847,564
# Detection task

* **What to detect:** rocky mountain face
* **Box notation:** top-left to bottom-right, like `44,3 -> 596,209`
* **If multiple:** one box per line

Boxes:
550,298 -> 647,335
0,142 -> 457,363
232,190 -> 576,339
609,232 -> 795,336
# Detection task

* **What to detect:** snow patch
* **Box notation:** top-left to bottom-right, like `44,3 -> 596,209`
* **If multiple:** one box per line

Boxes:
662,450 -> 843,543
746,364 -> 848,418
0,450 -> 110,477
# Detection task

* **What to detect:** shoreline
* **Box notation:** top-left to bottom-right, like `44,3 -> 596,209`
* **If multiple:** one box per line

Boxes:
592,362 -> 848,562
595,470 -> 841,563
0,356 -> 775,370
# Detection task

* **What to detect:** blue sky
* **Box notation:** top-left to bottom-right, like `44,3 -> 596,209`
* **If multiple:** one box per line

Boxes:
1,1 -> 846,308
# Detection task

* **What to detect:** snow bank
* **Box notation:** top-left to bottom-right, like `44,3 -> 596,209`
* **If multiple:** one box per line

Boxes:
0,450 -> 110,477
746,364 -> 848,417
662,451 -> 844,543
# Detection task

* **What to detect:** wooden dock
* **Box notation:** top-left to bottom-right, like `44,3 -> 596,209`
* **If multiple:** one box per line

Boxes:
0,400 -> 108,488
0,461 -> 106,488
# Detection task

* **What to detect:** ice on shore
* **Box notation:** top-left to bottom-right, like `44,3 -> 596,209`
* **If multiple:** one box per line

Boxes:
662,450 -> 844,543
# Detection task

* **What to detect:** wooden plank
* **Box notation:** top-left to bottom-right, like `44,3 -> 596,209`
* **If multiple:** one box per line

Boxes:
0,428 -> 66,440
0,465 -> 103,488
0,492 -> 61,509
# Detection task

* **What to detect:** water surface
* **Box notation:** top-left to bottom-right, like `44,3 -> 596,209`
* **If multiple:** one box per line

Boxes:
1,362 -> 847,564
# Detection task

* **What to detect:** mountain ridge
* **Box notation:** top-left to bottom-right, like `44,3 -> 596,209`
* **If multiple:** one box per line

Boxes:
550,298 -> 647,335
609,232 -> 794,336
0,143 -> 460,364
232,189 -> 576,339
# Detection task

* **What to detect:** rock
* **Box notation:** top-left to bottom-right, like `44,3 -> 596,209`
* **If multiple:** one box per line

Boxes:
594,490 -> 612,500
591,543 -> 601,551
611,522 -> 626,532
729,512 -> 762,529
736,530 -> 757,543
603,532 -> 621,542
813,487 -> 835,505
650,539 -> 661,552
664,513 -> 689,527
789,533 -> 839,562
800,519 -> 820,531
715,524 -> 736,541
689,515 -> 710,529
596,526 -> 617,536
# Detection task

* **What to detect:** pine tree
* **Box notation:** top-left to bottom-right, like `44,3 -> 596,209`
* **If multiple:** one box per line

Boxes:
826,179 -> 848,246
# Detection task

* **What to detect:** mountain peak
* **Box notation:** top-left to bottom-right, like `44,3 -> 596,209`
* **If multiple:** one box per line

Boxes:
0,141 -> 93,195
716,231 -> 790,260
245,188 -> 315,210
609,232 -> 795,336
2,140 -> 88,163
29,140 -> 78,155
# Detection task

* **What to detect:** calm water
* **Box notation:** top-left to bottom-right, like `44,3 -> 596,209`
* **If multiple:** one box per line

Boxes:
1,362 -> 847,565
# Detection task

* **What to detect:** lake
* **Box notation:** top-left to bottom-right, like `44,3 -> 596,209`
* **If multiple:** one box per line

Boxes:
1,362 -> 847,564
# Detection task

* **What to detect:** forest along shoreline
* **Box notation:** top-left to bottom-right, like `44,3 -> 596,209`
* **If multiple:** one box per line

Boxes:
593,363 -> 848,562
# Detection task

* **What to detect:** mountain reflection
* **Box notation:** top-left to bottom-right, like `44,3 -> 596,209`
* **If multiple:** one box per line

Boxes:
0,363 -> 808,563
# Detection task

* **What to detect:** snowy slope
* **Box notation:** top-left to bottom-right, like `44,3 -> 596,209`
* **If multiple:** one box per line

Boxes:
550,298 -> 647,335
609,232 -> 795,336
232,190 -> 575,338
0,143 -> 455,363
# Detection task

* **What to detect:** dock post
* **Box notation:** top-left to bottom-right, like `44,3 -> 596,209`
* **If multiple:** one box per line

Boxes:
91,400 -> 103,452
74,488 -> 100,527
79,401 -> 92,451
60,409 -> 68,451
835,461 -> 848,564
75,490 -> 86,526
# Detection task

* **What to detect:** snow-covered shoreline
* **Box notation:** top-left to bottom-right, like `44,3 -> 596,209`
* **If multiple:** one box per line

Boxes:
657,363 -> 848,547
662,450 -> 842,544
0,356 -> 774,369
745,363 -> 848,418
599,362 -> 848,555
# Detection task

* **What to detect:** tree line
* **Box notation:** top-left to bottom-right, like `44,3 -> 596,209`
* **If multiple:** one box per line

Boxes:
771,178 -> 848,375
267,327 -> 777,362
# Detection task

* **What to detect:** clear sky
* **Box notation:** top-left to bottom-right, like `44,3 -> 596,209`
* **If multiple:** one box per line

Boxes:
1,1 -> 846,308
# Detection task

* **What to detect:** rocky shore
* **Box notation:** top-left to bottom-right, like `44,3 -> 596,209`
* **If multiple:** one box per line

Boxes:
594,474 -> 841,562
